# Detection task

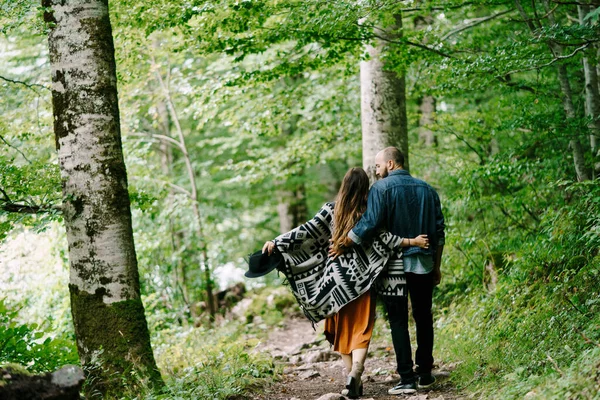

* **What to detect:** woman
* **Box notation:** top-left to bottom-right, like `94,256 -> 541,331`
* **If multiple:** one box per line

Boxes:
262,167 -> 428,398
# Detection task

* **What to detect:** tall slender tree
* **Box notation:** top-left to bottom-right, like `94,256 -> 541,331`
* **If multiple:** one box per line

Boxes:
42,0 -> 162,396
414,14 -> 437,147
516,0 -> 590,181
578,4 -> 600,176
360,14 -> 409,179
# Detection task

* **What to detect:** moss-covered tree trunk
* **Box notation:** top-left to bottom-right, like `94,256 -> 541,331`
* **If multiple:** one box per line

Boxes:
360,14 -> 409,180
42,0 -> 163,396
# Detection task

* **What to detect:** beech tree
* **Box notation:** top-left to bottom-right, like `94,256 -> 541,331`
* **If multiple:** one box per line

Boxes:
360,14 -> 410,179
42,0 -> 162,395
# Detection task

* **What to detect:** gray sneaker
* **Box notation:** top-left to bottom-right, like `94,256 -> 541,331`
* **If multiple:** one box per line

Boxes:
388,381 -> 417,395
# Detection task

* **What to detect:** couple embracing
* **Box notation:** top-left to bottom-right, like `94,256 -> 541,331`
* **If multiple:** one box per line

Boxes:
249,146 -> 445,398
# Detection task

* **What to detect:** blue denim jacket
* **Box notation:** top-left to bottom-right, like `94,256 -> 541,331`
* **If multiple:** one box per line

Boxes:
349,169 -> 445,257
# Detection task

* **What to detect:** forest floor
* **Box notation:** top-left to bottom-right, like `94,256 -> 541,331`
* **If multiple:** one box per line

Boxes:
245,318 -> 464,400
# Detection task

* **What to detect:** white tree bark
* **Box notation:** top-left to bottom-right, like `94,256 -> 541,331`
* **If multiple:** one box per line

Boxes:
44,0 -> 162,395
579,5 -> 600,169
360,14 -> 409,180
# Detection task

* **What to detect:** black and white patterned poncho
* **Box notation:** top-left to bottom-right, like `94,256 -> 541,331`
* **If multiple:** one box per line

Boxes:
273,202 -> 406,324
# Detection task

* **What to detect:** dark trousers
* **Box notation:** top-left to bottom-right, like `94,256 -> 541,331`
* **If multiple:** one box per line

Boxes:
383,272 -> 434,383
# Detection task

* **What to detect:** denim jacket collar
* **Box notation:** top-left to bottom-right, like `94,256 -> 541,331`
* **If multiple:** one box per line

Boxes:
389,169 -> 410,177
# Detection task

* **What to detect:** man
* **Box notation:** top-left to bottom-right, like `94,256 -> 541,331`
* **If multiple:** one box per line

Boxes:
331,147 -> 445,394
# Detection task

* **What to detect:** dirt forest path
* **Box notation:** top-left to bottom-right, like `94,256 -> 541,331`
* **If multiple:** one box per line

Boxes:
248,318 -> 463,400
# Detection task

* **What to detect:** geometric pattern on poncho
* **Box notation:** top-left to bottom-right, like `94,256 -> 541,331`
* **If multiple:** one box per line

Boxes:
274,202 -> 406,324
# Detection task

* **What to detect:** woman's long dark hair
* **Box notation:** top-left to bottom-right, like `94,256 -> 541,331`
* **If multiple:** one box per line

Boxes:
331,167 -> 370,253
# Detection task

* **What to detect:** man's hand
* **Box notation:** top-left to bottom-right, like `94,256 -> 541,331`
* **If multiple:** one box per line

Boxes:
262,241 -> 275,255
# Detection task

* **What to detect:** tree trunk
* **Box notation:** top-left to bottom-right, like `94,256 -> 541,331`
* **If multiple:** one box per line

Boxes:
360,14 -> 409,180
544,13 -> 590,181
555,62 -> 590,181
275,111 -> 308,233
157,100 -> 192,315
418,95 -> 436,146
579,5 -> 600,175
414,14 -> 437,147
517,0 -> 590,181
150,57 -> 216,320
276,182 -> 308,233
43,0 -> 162,396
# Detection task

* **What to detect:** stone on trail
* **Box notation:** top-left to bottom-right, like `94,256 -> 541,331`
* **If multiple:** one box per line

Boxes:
288,354 -> 301,364
305,349 -> 340,363
314,393 -> 346,400
268,349 -> 290,361
407,395 -> 429,400
296,363 -> 317,371
50,365 -> 85,388
297,369 -> 320,380
0,364 -> 84,400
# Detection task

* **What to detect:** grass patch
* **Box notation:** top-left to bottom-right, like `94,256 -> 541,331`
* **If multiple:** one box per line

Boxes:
129,286 -> 301,399
435,257 -> 600,399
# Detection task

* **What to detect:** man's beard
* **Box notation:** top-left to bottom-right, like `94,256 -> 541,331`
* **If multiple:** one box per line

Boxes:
376,169 -> 389,179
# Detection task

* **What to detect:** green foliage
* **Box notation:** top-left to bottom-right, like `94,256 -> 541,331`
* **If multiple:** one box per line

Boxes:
153,340 -> 277,400
242,286 -> 302,328
0,298 -> 78,373
436,259 -> 600,398
2,0 -> 600,398
434,174 -> 600,398
137,288 -> 293,400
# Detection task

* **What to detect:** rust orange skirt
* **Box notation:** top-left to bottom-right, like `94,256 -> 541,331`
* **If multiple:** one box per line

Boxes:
323,290 -> 376,355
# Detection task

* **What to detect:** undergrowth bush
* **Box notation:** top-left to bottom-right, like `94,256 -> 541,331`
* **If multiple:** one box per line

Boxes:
242,286 -> 301,328
434,183 -> 600,399
0,298 -> 78,373
133,286 -> 296,399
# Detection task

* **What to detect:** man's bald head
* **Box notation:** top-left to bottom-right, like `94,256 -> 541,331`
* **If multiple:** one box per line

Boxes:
374,147 -> 404,179
379,147 -> 405,167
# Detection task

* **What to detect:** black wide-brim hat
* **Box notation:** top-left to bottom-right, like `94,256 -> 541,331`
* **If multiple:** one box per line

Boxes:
245,249 -> 284,278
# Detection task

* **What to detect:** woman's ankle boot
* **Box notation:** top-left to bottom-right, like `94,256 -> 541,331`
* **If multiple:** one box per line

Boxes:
345,362 -> 364,398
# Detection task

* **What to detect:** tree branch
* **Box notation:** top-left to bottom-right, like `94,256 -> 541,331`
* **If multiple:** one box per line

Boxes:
497,204 -> 537,233
372,32 -> 454,58
0,134 -> 32,164
130,176 -> 192,198
441,9 -> 515,41
443,128 -> 487,163
0,187 -> 11,202
502,42 -> 590,76
0,75 -> 50,93
500,79 -> 537,93
128,132 -> 186,153
401,2 -> 477,12
0,201 -> 61,214
550,0 -> 591,5
0,187 -> 61,215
